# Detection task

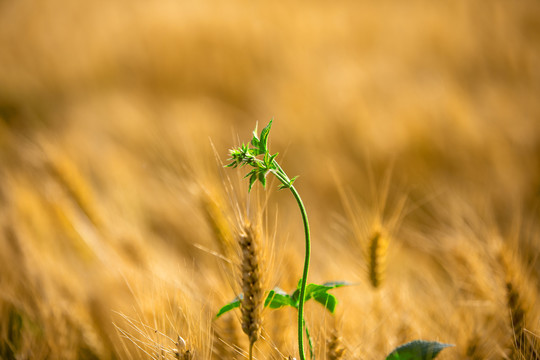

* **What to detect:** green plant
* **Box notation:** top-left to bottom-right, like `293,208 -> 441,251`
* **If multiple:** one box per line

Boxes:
221,119 -> 316,360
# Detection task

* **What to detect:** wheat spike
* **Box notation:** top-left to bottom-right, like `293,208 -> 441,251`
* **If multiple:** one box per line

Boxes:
173,336 -> 194,360
326,328 -> 346,360
505,279 -> 540,360
464,332 -> 485,360
367,228 -> 388,289
45,149 -> 102,229
200,189 -> 234,258
238,223 -> 264,359
498,248 -> 540,360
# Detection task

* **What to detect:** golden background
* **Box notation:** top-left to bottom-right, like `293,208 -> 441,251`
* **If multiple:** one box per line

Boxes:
0,0 -> 539,359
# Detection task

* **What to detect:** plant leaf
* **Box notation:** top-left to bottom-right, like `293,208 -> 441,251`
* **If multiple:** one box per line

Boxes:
258,170 -> 267,188
291,278 -> 304,303
291,288 -> 301,304
312,292 -> 338,313
265,288 -> 296,309
259,119 -> 272,154
303,283 -> 328,301
251,135 -> 259,149
290,280 -> 352,313
322,281 -> 353,288
216,295 -> 242,318
269,152 -> 278,165
248,172 -> 257,192
303,281 -> 352,301
289,175 -> 298,186
252,122 -> 259,141
386,340 -> 453,360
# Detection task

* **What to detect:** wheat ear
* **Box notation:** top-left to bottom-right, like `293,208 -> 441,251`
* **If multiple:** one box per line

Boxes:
367,228 -> 388,289
498,249 -> 540,360
238,223 -> 263,359
173,336 -> 193,360
200,189 -> 234,258
326,327 -> 346,360
45,150 -> 101,228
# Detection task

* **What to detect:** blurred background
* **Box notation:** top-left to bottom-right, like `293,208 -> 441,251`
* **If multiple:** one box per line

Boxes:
1,0 -> 539,359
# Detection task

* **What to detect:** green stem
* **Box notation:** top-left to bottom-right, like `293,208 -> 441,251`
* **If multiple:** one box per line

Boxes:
272,161 -> 311,360
289,184 -> 311,360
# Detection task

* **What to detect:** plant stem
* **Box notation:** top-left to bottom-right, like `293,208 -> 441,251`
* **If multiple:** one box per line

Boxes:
272,161 -> 311,360
289,184 -> 311,360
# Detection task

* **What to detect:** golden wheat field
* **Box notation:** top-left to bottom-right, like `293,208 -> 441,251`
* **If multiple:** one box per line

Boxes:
1,0 -> 540,359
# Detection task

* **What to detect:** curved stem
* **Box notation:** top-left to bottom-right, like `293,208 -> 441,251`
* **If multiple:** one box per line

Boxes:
289,185 -> 311,360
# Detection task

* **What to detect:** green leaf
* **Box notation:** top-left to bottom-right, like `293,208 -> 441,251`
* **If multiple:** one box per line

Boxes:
291,278 -> 304,303
251,135 -> 259,149
312,292 -> 338,313
321,281 -> 353,288
269,153 -> 278,164
265,288 -> 296,309
259,119 -> 273,154
386,340 -> 453,360
244,168 -> 256,179
303,281 -> 352,301
258,171 -> 267,188
290,280 -> 352,313
248,172 -> 257,192
216,295 -> 242,318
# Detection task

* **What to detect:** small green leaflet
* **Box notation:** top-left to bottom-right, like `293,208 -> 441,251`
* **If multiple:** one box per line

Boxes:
250,119 -> 272,156
386,340 -> 453,360
258,119 -> 272,156
265,288 -> 295,309
215,294 -> 242,318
